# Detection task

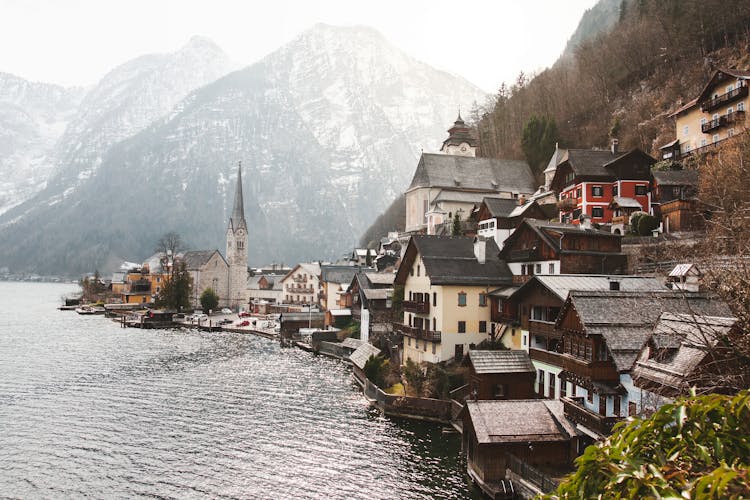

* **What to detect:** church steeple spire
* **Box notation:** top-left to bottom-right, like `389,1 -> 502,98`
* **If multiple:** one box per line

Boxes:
229,161 -> 247,231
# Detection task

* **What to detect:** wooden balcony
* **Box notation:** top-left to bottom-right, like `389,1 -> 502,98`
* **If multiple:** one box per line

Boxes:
528,320 -> 560,338
292,275 -> 308,283
611,215 -> 629,225
700,84 -> 748,112
561,354 -> 619,382
394,322 -> 442,342
402,300 -> 430,314
529,347 -> 563,366
561,396 -> 621,436
508,248 -> 539,261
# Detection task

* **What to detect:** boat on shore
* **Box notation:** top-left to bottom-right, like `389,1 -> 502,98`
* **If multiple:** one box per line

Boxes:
75,305 -> 106,315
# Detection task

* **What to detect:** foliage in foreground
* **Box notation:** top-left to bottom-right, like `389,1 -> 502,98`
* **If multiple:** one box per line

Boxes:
364,355 -> 390,389
545,391 -> 750,499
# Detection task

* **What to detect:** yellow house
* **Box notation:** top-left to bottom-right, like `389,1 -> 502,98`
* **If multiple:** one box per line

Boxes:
395,235 -> 513,364
662,68 -> 749,159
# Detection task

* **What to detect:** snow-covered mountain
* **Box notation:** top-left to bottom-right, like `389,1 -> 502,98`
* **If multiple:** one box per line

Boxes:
0,24 -> 486,275
0,73 -> 84,215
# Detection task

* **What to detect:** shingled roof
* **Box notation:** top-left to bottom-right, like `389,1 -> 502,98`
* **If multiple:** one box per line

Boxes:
396,235 -> 512,286
633,313 -> 736,393
652,169 -> 699,186
350,343 -> 381,370
465,400 -> 575,444
407,153 -> 536,194
468,350 -> 535,374
321,265 -> 365,285
482,197 -> 525,218
558,290 -> 732,371
512,275 -> 665,302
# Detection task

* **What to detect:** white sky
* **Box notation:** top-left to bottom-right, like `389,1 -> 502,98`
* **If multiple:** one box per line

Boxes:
0,0 -> 598,92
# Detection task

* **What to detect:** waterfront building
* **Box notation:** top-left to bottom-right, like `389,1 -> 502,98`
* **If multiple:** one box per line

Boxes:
226,163 -> 249,310
492,275 -> 664,397
555,290 -> 731,438
182,250 -> 230,308
462,399 -> 579,498
281,262 -> 322,306
394,235 -> 512,364
345,271 -> 395,342
464,350 -> 536,400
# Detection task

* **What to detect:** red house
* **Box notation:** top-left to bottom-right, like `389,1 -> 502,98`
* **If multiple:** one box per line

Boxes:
550,146 -> 656,225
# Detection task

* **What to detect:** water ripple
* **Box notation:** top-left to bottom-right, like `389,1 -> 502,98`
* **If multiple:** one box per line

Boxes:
0,282 -> 480,499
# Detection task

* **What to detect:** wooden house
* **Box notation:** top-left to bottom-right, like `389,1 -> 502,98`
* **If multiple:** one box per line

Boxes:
633,313 -> 737,405
465,350 -> 536,400
550,146 -> 656,226
462,400 -> 579,498
651,170 -> 704,232
556,290 -> 731,438
498,219 -> 628,282
492,275 -> 664,397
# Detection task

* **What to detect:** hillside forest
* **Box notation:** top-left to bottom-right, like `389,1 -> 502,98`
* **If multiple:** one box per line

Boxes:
360,0 -> 750,246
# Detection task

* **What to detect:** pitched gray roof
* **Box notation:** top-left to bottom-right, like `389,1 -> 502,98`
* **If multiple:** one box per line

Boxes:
543,146 -> 567,174
482,197 -> 523,218
182,250 -> 224,270
469,350 -> 535,374
652,170 -> 699,186
321,265 -> 365,285
610,196 -> 643,209
465,400 -> 573,444
562,291 -> 732,371
519,275 -> 665,301
407,153 -> 536,194
564,149 -> 626,177
633,313 -> 736,390
411,235 -> 512,285
349,343 -> 381,369
341,337 -> 365,350
364,272 -> 395,285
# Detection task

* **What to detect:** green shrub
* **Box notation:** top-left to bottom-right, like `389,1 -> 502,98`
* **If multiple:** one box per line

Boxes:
546,391 -> 750,499
363,355 -> 389,388
637,214 -> 660,235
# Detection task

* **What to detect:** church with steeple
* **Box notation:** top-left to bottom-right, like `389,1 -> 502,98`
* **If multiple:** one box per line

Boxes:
226,162 -> 249,309
182,162 -> 249,311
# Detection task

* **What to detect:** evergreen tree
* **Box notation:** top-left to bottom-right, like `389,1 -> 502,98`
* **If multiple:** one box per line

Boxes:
452,212 -> 461,236
521,115 -> 559,178
156,261 -> 192,310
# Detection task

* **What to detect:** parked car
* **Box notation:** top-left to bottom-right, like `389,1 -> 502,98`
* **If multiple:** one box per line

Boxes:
193,313 -> 208,321
238,311 -> 252,318
219,318 -> 232,325
220,308 -> 233,314
237,320 -> 250,327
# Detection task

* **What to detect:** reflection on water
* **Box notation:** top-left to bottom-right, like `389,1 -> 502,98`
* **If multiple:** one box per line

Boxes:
0,282 -> 480,499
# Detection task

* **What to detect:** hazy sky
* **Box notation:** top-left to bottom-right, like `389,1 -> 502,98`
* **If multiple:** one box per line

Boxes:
1,0 -> 598,92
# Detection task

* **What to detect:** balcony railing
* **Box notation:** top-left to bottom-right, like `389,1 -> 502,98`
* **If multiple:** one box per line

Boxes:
403,300 -> 430,314
508,248 -> 538,261
700,84 -> 748,112
394,323 -> 442,342
292,275 -> 308,283
528,320 -> 559,338
529,347 -> 563,366
561,354 -> 620,382
561,396 -> 621,436
507,454 -> 560,494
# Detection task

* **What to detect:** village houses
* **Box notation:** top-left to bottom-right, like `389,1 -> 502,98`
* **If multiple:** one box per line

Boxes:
395,235 -> 513,364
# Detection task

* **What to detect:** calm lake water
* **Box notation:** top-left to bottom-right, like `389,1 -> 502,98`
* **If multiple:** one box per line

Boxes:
0,281 -> 480,499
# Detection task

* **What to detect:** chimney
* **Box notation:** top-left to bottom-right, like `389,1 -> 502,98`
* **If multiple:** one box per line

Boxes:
611,138 -> 619,155
474,236 -> 486,264
518,194 -> 527,206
